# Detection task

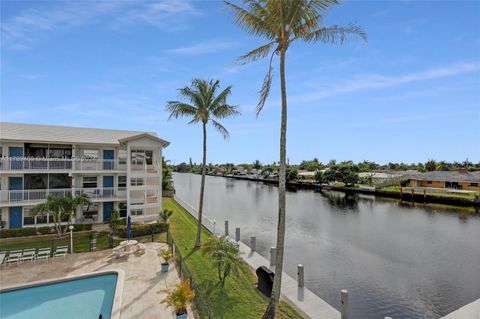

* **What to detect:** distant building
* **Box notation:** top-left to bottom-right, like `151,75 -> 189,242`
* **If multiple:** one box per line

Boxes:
404,169 -> 480,191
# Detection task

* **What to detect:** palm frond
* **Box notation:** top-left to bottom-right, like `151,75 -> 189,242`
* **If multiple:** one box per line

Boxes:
165,102 -> 198,120
301,23 -> 367,44
224,1 -> 276,40
237,42 -> 275,65
211,119 -> 230,140
256,51 -> 275,116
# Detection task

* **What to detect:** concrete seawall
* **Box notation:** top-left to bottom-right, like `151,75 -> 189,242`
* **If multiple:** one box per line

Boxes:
173,195 -> 340,319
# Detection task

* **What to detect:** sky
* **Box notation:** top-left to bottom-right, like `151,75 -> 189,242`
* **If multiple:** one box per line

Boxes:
1,0 -> 479,165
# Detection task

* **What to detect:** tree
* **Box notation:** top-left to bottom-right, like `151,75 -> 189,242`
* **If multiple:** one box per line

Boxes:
314,170 -> 327,183
253,160 -> 262,170
166,79 -> 240,248
225,1 -> 366,317
109,209 -> 121,236
158,209 -> 173,225
286,166 -> 298,182
31,193 -> 90,237
162,157 -> 174,191
202,236 -> 243,287
425,159 -> 436,172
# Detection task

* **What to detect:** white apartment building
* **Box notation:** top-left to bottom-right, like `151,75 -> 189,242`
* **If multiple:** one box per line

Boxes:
0,122 -> 170,229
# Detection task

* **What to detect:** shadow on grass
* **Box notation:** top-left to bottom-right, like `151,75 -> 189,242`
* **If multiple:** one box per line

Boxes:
197,278 -> 240,319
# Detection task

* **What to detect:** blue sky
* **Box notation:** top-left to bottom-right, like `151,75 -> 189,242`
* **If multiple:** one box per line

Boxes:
1,0 -> 479,165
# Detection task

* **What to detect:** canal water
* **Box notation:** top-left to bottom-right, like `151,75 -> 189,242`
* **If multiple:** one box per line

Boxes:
173,173 -> 480,319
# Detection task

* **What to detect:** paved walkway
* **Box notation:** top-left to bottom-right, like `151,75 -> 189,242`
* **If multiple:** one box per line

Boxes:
236,240 -> 340,319
441,299 -> 480,319
0,243 -> 194,319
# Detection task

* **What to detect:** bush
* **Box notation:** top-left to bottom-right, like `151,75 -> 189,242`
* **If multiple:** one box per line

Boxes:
399,179 -> 409,187
0,227 -> 37,238
117,223 -> 168,238
0,223 -> 93,238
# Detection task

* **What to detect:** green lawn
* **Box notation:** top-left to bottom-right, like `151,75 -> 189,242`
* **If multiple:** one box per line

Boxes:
163,198 -> 303,319
380,186 -> 478,199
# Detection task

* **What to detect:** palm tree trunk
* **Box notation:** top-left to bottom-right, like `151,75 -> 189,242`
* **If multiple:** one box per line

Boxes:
195,122 -> 207,248
263,48 -> 288,319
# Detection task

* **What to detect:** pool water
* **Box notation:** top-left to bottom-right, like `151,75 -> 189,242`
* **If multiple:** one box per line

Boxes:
0,274 -> 117,319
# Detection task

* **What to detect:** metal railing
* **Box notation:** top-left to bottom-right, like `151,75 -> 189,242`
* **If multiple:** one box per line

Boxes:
0,187 -> 126,205
166,230 -> 212,319
0,157 -> 127,172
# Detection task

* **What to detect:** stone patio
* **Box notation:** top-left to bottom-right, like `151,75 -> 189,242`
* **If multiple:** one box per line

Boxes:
0,242 -> 194,319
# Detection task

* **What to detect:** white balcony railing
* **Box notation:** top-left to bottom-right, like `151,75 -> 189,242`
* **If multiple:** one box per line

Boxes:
0,157 -> 128,172
0,188 -> 72,205
0,187 -> 126,206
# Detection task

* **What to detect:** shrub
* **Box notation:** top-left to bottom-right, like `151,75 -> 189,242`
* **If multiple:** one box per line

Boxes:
117,223 -> 168,238
400,179 -> 409,187
0,227 -> 37,238
0,223 -> 92,238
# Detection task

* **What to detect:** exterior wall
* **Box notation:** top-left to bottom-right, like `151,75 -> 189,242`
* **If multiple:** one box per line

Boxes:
459,181 -> 480,191
0,135 -> 166,228
418,180 -> 445,188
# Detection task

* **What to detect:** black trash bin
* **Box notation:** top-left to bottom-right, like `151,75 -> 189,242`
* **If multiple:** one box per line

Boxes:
256,266 -> 274,297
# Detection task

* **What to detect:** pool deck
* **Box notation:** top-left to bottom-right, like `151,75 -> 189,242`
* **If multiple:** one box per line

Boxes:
0,242 -> 194,319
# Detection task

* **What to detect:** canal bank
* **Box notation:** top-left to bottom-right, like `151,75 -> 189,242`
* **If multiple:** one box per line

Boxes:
174,172 -> 480,319
212,174 -> 480,208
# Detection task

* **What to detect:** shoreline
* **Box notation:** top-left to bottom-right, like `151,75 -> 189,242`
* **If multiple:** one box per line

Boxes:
182,172 -> 480,208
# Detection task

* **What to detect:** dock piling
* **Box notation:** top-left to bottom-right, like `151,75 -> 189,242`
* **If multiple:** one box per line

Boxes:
224,220 -> 229,237
341,289 -> 349,319
250,236 -> 256,252
297,264 -> 304,287
235,227 -> 240,242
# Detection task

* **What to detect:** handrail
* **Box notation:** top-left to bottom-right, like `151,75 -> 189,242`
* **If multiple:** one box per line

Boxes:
0,157 -> 127,171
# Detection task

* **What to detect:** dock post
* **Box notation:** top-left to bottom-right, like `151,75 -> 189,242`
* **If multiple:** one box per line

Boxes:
224,220 -> 229,237
297,264 -> 304,287
341,289 -> 349,319
235,227 -> 240,242
250,236 -> 256,252
270,247 -> 276,266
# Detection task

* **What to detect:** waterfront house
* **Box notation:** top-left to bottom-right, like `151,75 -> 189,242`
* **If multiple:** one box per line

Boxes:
404,169 -> 480,191
0,122 -> 169,229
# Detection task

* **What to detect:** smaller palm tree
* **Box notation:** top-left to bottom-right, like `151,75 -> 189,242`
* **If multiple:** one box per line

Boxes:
202,236 -> 243,287
158,209 -> 173,225
161,280 -> 195,316
31,193 -> 90,237
166,79 -> 240,248
109,209 -> 121,236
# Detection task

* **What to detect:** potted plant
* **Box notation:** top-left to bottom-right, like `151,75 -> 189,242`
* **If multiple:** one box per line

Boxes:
161,280 -> 195,319
159,248 -> 172,272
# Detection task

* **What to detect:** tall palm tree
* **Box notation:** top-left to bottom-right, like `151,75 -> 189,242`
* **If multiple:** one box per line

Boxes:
166,79 -> 240,248
224,1 -> 366,317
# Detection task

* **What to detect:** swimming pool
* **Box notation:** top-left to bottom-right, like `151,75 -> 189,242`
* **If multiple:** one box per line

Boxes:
0,271 -> 122,319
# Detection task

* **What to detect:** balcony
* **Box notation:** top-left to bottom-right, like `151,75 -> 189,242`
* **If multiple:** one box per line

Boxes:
0,187 -> 126,207
0,157 -> 127,172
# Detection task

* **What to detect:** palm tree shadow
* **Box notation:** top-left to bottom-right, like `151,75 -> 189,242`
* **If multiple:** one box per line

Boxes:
199,278 -> 239,319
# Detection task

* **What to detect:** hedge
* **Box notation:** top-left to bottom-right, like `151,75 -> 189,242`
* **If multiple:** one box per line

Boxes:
117,223 -> 168,238
0,224 -> 93,238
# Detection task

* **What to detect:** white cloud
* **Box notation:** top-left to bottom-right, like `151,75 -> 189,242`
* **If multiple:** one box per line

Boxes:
1,1 -> 200,49
166,40 -> 239,55
289,62 -> 480,104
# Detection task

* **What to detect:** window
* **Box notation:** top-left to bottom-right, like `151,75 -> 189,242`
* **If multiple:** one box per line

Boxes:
83,202 -> 98,218
82,149 -> 98,160
118,176 -> 127,190
83,176 -> 97,188
118,150 -> 127,165
145,151 -> 153,165
426,181 -> 432,184
23,208 -> 35,225
131,209 -> 144,216
36,214 -> 48,224
119,202 -> 127,218
471,183 -> 479,187
130,178 -> 144,186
